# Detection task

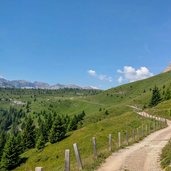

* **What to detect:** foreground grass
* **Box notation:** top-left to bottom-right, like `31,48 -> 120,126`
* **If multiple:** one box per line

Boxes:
14,112 -> 157,171
161,140 -> 171,170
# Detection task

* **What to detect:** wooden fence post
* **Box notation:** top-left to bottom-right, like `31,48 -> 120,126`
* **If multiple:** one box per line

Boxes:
159,121 -> 161,129
126,131 -> 129,145
165,119 -> 167,126
156,120 -> 158,129
35,167 -> 43,171
118,132 -> 121,147
145,125 -> 148,136
132,129 -> 135,142
73,143 -> 83,170
153,122 -> 156,131
92,137 -> 97,159
109,134 -> 112,151
149,123 -> 151,134
65,149 -> 70,171
137,128 -> 139,141
141,125 -> 144,138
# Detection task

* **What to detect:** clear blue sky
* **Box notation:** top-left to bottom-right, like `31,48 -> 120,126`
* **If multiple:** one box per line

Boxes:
0,0 -> 171,89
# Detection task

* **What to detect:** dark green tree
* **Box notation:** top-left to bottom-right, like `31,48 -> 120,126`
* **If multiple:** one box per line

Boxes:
1,135 -> 21,170
15,133 -> 24,154
69,115 -> 78,131
164,88 -> 171,100
22,116 -> 36,149
69,111 -> 86,131
149,86 -> 162,107
49,115 -> 66,144
104,110 -> 109,115
36,134 -> 45,150
0,131 -> 7,160
44,113 -> 53,141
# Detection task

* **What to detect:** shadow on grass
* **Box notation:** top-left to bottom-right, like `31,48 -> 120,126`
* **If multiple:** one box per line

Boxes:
19,157 -> 28,165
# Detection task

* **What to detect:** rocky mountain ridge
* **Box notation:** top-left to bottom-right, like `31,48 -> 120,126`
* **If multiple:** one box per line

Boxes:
163,63 -> 171,73
0,78 -> 97,90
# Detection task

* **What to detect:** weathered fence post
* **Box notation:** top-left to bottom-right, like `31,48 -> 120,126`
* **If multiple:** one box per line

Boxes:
161,120 -> 164,128
146,125 -> 148,136
137,128 -> 139,141
159,120 -> 161,129
65,149 -> 70,171
141,125 -> 144,138
92,137 -> 97,159
35,167 -> 43,171
73,143 -> 83,170
126,131 -> 129,145
118,132 -> 121,147
132,129 -> 135,142
149,123 -> 151,134
165,119 -> 167,126
156,120 -> 158,129
153,121 -> 156,131
109,134 -> 112,151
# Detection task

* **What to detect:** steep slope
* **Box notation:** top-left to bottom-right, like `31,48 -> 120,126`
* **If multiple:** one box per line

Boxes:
89,71 -> 171,108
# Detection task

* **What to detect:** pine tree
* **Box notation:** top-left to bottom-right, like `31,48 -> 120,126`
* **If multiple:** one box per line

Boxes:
149,86 -> 162,107
37,118 -> 46,140
49,115 -> 66,144
44,113 -> 53,137
1,135 -> 21,170
164,88 -> 171,100
16,133 -> 24,154
22,116 -> 36,149
36,134 -> 45,150
62,115 -> 70,132
69,115 -> 78,131
0,131 -> 7,160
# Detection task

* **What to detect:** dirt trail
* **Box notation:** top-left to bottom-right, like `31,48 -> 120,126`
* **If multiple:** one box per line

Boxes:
97,112 -> 171,171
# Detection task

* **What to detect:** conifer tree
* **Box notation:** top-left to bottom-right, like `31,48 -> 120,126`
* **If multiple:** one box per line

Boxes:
16,133 -> 24,154
49,115 -> 66,144
1,135 -> 21,170
44,113 -> 52,134
164,88 -> 171,100
0,131 -> 7,160
69,115 -> 78,131
36,134 -> 45,150
22,116 -> 36,149
149,86 -> 162,107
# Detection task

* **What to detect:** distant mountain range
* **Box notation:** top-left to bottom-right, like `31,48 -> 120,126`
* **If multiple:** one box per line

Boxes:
0,78 -> 98,90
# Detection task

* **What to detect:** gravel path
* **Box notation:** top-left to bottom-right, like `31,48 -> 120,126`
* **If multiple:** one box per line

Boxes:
97,113 -> 171,171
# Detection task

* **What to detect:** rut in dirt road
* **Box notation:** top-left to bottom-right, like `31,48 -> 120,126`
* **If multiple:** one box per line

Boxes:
97,113 -> 171,171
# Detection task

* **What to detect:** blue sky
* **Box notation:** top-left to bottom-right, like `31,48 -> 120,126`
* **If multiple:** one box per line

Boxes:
0,1 -> 171,89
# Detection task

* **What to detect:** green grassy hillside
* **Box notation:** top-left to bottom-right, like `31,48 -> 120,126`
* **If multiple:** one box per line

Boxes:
15,112 -> 156,171
1,71 -> 171,171
91,71 -> 171,106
